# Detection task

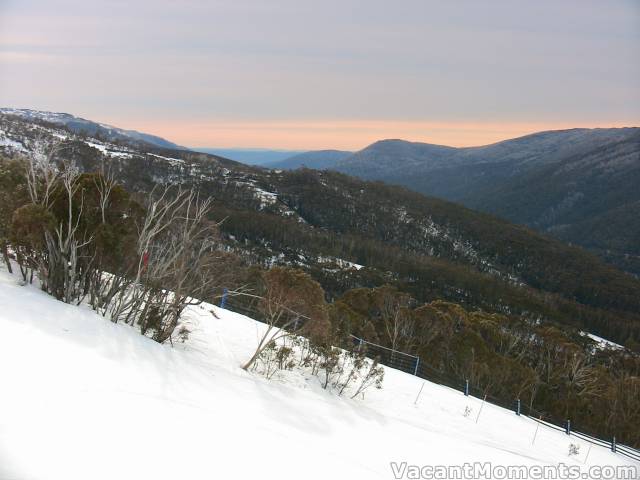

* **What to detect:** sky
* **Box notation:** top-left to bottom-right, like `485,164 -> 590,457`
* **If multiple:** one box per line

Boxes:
1,0 -> 639,150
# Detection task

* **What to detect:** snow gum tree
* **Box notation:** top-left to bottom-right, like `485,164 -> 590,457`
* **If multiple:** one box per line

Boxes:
243,267 -> 330,371
0,157 -> 29,274
2,145 -> 243,344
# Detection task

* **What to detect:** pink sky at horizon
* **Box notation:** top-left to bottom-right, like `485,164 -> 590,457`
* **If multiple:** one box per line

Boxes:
100,118 -> 640,150
1,0 -> 638,151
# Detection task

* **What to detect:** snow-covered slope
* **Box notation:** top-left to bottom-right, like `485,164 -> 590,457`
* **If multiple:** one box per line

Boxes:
0,108 -> 184,150
0,266 -> 636,480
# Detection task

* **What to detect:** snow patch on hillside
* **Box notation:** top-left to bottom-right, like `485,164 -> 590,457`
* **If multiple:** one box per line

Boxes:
148,152 -> 185,165
581,331 -> 624,351
0,134 -> 26,152
317,255 -> 365,270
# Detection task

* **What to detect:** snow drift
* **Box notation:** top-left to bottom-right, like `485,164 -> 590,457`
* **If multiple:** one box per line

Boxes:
0,266 -> 636,479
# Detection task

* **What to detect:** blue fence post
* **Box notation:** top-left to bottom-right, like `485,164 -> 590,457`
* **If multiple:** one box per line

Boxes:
464,379 -> 469,396
516,398 -> 521,416
413,357 -> 420,376
611,436 -> 616,453
565,419 -> 571,435
219,288 -> 228,309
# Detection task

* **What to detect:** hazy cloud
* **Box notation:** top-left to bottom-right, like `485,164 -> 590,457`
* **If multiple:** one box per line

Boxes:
1,0 -> 638,148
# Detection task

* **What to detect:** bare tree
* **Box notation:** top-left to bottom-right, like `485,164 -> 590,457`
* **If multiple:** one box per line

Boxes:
101,186 -> 240,344
561,352 -> 602,417
44,160 -> 93,303
100,186 -> 193,324
11,144 -> 92,296
93,160 -> 116,225
375,286 -> 412,351
24,138 -> 63,209
242,267 -> 329,371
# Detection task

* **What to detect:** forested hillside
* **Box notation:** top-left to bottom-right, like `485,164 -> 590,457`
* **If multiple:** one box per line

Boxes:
331,129 -> 640,275
2,112 -> 639,347
2,111 -> 640,448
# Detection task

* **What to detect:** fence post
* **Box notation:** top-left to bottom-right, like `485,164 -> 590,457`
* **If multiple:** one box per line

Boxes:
219,288 -> 228,309
414,382 -> 425,405
565,419 -> 571,435
611,436 -> 616,453
413,357 -> 420,376
532,419 -> 540,445
516,398 -> 521,416
584,444 -> 592,464
464,379 -> 469,396
475,394 -> 487,424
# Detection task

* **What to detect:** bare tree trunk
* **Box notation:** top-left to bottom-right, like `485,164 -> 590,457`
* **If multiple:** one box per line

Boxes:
1,244 -> 12,274
242,325 -> 276,370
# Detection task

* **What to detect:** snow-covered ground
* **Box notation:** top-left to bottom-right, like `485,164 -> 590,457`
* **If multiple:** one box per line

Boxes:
0,266 -> 637,480
581,331 -> 624,351
0,129 -> 27,152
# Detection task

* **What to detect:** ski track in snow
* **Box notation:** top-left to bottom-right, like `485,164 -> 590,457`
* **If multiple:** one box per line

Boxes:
0,265 -> 636,480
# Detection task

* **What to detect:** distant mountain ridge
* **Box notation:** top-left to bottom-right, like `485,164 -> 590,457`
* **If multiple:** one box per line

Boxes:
270,149 -> 352,170
193,148 -> 305,166
326,128 -> 640,275
335,128 -> 638,180
2,108 -> 637,274
3,112 -> 640,350
0,108 -> 185,150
